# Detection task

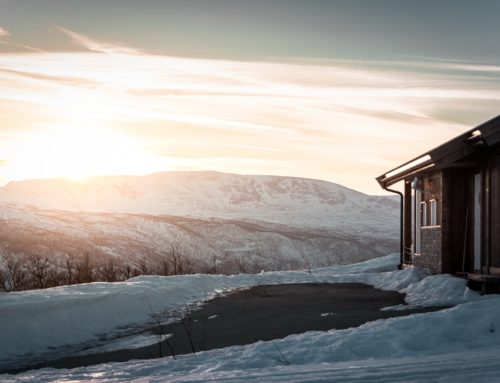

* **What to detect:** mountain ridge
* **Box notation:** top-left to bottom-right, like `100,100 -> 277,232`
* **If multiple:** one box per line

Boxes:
0,171 -> 398,236
0,171 -> 399,279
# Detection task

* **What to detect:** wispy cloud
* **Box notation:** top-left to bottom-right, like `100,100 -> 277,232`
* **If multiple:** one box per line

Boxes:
55,26 -> 141,54
0,27 -> 10,38
0,26 -> 45,52
0,29 -> 499,192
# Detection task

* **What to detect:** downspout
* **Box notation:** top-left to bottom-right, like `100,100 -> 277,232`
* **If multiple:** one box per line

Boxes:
383,185 -> 404,269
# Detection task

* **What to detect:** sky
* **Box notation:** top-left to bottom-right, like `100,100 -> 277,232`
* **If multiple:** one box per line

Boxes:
1,0 -> 500,194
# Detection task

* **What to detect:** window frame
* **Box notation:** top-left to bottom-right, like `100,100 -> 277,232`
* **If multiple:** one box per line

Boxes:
429,199 -> 438,226
420,201 -> 427,228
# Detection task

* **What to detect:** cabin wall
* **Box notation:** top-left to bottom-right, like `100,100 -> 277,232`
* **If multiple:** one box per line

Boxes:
423,172 -> 442,219
441,169 -> 471,274
438,150 -> 500,275
419,227 -> 442,273
489,154 -> 500,270
413,172 -> 443,273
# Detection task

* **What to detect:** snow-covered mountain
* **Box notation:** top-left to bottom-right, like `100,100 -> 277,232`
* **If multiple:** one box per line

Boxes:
0,172 -> 399,272
0,171 -> 398,235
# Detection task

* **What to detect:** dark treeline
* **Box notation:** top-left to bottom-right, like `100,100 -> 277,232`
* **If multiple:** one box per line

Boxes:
0,244 -> 282,292
0,244 -> 195,292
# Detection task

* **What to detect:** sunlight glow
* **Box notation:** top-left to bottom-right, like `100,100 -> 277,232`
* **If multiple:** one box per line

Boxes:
0,28 -> 498,193
6,124 -> 169,182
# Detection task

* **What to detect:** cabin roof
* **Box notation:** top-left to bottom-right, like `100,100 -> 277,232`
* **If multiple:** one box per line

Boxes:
377,115 -> 500,188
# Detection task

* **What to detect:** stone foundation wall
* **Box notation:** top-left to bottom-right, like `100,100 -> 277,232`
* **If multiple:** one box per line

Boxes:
414,227 -> 442,273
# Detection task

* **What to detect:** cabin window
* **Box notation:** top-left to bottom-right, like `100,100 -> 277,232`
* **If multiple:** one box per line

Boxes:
429,199 -> 438,226
420,201 -> 427,227
412,183 -> 422,255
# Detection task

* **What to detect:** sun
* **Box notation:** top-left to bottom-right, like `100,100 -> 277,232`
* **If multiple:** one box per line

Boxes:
7,123 -> 166,182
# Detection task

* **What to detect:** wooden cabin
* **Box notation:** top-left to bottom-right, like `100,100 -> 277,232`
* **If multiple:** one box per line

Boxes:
377,115 -> 500,291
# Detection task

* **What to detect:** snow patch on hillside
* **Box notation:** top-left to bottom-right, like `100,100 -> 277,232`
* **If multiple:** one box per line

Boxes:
0,204 -> 397,272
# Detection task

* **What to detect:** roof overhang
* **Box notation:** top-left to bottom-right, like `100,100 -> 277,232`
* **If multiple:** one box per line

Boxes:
376,114 -> 500,190
377,155 -> 434,189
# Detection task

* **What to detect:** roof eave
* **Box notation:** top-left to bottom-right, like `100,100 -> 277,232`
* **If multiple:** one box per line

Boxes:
377,156 -> 434,189
376,114 -> 500,190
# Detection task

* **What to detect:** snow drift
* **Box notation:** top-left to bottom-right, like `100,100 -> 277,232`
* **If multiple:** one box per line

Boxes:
0,254 -> 484,376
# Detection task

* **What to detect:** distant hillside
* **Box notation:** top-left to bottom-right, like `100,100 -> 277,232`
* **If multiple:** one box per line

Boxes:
0,171 -> 398,237
0,172 -> 399,284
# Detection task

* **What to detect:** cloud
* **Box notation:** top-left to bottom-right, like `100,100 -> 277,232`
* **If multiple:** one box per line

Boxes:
0,68 -> 98,87
0,26 -> 45,52
0,46 -> 498,193
0,27 -> 10,38
55,26 -> 141,54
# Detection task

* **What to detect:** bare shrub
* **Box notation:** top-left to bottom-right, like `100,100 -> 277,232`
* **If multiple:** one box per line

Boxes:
75,253 -> 94,283
27,253 -> 51,289
0,248 -> 27,291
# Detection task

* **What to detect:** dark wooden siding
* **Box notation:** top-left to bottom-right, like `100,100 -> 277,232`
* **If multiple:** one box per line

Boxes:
490,154 -> 500,269
402,145 -> 500,276
442,169 -> 472,274
439,150 -> 500,274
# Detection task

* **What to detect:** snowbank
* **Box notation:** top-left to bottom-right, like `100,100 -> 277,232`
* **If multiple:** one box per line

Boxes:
0,253 -> 483,375
5,290 -> 500,382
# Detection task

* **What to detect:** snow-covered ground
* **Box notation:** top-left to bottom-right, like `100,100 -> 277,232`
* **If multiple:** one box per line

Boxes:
3,254 -> 499,382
